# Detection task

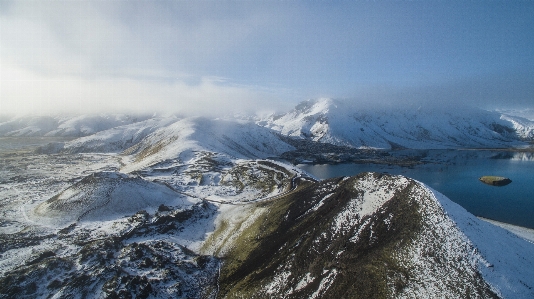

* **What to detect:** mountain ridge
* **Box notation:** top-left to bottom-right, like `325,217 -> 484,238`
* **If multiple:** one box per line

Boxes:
0,114 -> 153,137
207,172 -> 534,298
261,98 -> 529,149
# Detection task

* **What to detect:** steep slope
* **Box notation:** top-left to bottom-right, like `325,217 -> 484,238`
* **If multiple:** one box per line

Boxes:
499,114 -> 534,141
33,172 -> 195,226
121,117 -> 295,173
208,172 -> 534,298
498,108 -> 534,122
262,98 -> 524,149
0,114 -> 149,137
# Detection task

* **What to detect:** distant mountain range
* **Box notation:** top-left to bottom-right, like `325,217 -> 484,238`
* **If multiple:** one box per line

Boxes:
260,98 -> 533,149
0,114 -> 151,137
2,99 -> 532,153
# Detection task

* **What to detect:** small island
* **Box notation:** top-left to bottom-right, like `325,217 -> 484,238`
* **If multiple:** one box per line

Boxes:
479,176 -> 512,186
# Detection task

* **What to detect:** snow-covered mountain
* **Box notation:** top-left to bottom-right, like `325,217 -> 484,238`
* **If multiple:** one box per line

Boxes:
0,114 -> 151,137
38,116 -> 179,154
209,172 -> 534,298
261,98 -> 527,149
2,103 -> 534,298
26,100 -> 533,162
5,100 -> 532,152
120,117 -> 294,173
499,113 -> 534,140
32,116 -> 295,173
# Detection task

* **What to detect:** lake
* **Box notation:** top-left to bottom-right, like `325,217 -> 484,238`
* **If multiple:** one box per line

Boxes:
298,149 -> 534,229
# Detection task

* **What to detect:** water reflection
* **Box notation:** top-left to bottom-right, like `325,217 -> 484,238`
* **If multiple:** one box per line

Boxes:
510,152 -> 534,161
488,151 -> 534,161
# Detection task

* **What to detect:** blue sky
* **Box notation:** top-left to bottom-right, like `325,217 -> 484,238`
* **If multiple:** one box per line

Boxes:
1,1 -> 533,115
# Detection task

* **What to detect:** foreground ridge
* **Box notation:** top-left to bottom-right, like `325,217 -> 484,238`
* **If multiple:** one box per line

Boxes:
209,172 -> 534,298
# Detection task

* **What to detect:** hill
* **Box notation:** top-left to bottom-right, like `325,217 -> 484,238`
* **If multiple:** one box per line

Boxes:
120,117 -> 294,173
33,171 -> 194,226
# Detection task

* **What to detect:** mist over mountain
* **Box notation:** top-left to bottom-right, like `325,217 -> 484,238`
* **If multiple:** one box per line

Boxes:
0,114 -> 153,137
2,99 -> 532,152
258,98 -> 531,150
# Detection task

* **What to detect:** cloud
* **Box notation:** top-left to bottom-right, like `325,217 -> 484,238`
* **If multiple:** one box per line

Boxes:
0,65 -> 290,116
0,1 -> 295,116
1,1 -> 533,116
0,1 -> 290,79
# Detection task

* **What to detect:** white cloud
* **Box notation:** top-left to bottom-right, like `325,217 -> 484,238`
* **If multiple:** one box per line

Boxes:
0,1 -> 301,115
1,1 -> 532,115
0,1 -> 287,78
0,64 -> 286,116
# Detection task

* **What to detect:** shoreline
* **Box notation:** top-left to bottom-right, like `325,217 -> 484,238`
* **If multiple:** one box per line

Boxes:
460,145 -> 534,152
478,217 -> 534,243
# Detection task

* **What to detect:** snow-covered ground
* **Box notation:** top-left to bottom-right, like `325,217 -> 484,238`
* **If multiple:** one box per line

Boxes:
479,217 -> 534,244
32,171 -> 196,227
424,184 -> 534,298
0,152 -> 121,234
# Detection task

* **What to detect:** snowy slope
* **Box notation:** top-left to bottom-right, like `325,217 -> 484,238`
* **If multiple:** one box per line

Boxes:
121,117 -> 295,173
0,115 -> 59,136
262,98 -> 525,149
499,114 -> 534,140
0,114 -> 150,137
33,171 -> 195,226
498,108 -> 534,121
213,172 -> 534,298
427,185 -> 534,299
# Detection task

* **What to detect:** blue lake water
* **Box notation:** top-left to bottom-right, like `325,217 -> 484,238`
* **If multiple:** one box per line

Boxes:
298,150 -> 534,229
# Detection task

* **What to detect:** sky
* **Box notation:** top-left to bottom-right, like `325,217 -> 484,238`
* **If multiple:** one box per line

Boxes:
1,0 -> 533,116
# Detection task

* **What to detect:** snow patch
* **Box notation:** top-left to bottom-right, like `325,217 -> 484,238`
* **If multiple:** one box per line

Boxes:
310,269 -> 338,299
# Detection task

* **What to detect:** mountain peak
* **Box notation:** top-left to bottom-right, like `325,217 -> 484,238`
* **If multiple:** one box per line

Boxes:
293,98 -> 342,115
